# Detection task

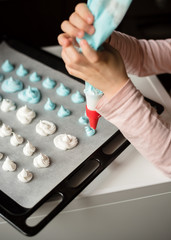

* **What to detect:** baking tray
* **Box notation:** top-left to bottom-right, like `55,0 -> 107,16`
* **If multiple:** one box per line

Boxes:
0,38 -> 164,236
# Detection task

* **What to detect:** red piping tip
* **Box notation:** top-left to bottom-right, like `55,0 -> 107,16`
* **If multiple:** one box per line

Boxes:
86,105 -> 101,130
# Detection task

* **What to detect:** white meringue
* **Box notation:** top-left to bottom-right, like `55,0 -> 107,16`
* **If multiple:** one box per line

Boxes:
16,105 -> 36,124
53,134 -> 78,150
33,153 -> 50,168
36,120 -> 56,136
23,141 -> 36,156
2,156 -> 17,171
0,98 -> 16,112
10,132 -> 24,146
17,168 -> 33,183
0,123 -> 12,137
0,152 -> 4,160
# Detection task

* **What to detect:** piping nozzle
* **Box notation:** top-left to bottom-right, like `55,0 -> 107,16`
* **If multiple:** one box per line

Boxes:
86,105 -> 101,130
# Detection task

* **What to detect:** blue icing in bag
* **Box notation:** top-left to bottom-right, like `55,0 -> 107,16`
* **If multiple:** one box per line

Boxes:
77,0 -> 132,93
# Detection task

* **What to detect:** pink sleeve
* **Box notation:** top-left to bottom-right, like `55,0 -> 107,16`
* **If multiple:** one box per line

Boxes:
96,79 -> 171,177
110,31 -> 171,76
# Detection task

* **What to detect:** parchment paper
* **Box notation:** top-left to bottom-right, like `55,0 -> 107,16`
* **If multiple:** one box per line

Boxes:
0,42 -> 117,208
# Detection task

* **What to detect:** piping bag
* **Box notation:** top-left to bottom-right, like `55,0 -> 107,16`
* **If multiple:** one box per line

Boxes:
76,0 -> 132,129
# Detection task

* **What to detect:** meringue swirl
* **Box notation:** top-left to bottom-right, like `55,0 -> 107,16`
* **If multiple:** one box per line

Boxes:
16,64 -> 28,76
57,105 -> 71,118
78,116 -> 89,125
2,156 -> 17,171
56,83 -> 71,96
0,123 -> 12,137
23,141 -> 36,156
16,105 -> 36,124
44,98 -> 56,111
1,60 -> 14,73
33,153 -> 50,168
42,77 -> 56,89
71,91 -> 85,103
29,72 -> 42,82
18,168 -> 33,183
18,86 -> 41,104
85,126 -> 96,136
36,120 -> 57,136
0,98 -> 16,112
1,77 -> 23,93
10,132 -> 24,146
53,134 -> 78,150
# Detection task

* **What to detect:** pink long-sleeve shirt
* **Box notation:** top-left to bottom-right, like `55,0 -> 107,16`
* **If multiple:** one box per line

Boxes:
96,31 -> 171,177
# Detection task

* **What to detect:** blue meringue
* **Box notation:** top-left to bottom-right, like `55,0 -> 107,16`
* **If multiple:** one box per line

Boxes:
1,60 -> 14,73
44,98 -> 56,111
42,77 -> 56,89
16,64 -> 28,77
56,83 -> 71,96
57,105 -> 71,117
18,86 -> 41,104
29,72 -> 42,82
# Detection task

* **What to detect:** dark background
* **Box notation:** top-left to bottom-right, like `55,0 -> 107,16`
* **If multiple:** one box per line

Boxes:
0,0 -> 171,93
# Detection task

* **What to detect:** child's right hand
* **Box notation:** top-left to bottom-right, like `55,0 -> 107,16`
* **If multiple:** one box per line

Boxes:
58,3 -> 95,47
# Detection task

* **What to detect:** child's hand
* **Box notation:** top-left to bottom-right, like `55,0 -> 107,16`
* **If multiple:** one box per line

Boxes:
58,3 -> 95,47
61,40 -> 129,100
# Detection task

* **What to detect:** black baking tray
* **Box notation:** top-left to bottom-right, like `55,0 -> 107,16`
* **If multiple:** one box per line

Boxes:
0,38 -> 164,236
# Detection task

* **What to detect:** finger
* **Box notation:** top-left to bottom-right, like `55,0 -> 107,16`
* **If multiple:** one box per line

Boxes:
80,39 -> 99,63
58,33 -> 79,48
57,33 -> 73,47
61,20 -> 84,39
62,49 -> 87,80
75,3 -> 94,24
63,45 -> 85,66
69,12 -> 95,35
65,64 -> 85,80
61,48 -> 72,65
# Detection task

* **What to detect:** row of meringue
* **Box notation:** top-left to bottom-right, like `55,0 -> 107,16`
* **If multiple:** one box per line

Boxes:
0,100 -> 92,134
0,155 -> 33,182
1,154 -> 50,170
0,119 -> 57,139
0,122 -> 78,150
0,101 -> 94,137
0,123 -> 24,145
0,99 -> 83,126
1,153 -> 50,183
1,78 -> 85,106
0,123 -> 36,154
0,98 -> 71,119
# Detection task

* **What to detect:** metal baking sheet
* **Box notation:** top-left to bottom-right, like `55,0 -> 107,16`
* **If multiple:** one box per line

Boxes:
0,42 -> 117,208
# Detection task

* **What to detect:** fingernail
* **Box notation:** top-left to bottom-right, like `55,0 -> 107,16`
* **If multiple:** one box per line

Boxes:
77,31 -> 84,38
80,39 -> 87,47
87,16 -> 93,24
88,26 -> 95,35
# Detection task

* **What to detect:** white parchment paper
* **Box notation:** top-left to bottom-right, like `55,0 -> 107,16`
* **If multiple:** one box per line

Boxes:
0,42 -> 117,208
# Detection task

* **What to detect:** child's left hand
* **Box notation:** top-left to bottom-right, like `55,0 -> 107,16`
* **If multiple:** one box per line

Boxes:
61,39 -> 128,99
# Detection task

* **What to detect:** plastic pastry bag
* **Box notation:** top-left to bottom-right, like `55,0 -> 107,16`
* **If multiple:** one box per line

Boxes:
77,0 -> 132,128
78,0 -> 132,50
